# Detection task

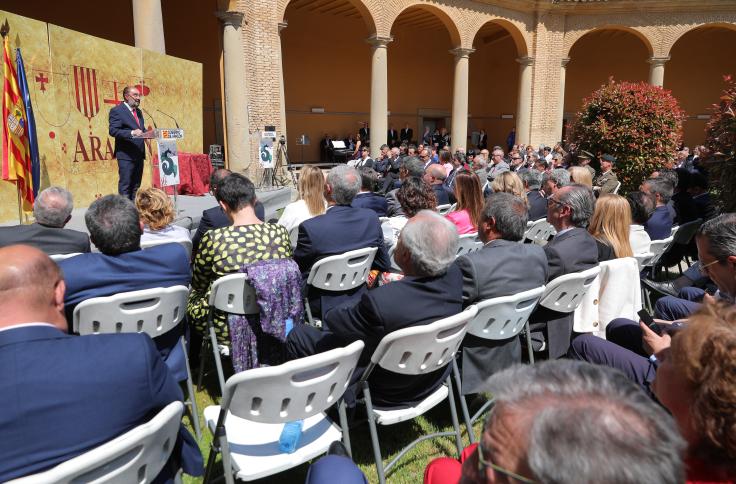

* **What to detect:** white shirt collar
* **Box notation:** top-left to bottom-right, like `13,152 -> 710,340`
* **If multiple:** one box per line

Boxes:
554,227 -> 575,237
0,322 -> 57,333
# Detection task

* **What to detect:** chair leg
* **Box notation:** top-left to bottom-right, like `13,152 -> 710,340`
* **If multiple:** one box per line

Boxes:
452,359 -> 475,443
363,383 -> 386,484
209,325 -> 226,396
524,320 -> 535,365
203,437 -> 220,484
304,297 -> 315,326
181,338 -> 201,440
338,399 -> 352,458
220,436 -> 235,484
446,376 -> 464,457
197,336 -> 208,392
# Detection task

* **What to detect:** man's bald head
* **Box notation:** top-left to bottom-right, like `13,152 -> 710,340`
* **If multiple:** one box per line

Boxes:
0,245 -> 66,330
426,163 -> 446,181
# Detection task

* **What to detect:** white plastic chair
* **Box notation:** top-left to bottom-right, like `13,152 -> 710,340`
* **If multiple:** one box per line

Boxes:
141,238 -> 193,260
523,219 -> 556,245
455,287 -> 545,442
667,218 -> 702,274
202,341 -> 364,484
359,306 -> 478,484
72,286 -> 200,440
198,273 -> 260,395
636,235 -> 674,271
437,204 -> 452,216
9,401 -> 184,484
455,233 -> 483,257
304,247 -> 378,325
49,252 -> 82,262
539,265 -> 601,314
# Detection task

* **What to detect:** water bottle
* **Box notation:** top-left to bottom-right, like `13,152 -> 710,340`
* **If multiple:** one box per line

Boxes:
284,318 -> 294,337
278,420 -> 303,454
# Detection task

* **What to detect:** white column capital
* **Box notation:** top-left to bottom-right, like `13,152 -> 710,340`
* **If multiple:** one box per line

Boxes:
561,57 -> 571,68
449,47 -> 475,59
366,35 -> 393,49
516,56 -> 534,67
278,21 -> 288,33
647,56 -> 671,67
215,10 -> 245,28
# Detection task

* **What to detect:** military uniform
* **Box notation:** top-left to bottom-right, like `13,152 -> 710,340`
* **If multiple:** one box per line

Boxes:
594,170 -> 619,194
584,164 -> 596,178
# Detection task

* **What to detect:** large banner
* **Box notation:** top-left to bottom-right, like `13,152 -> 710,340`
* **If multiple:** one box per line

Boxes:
0,10 -> 202,223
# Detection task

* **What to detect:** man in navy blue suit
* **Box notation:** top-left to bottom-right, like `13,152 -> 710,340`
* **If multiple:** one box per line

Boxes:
0,245 -> 203,482
641,177 -> 674,240
351,167 -> 388,216
295,165 -> 391,318
109,86 -> 147,200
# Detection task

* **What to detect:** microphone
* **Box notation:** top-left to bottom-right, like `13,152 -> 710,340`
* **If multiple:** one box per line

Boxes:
157,109 -> 180,129
139,106 -> 158,129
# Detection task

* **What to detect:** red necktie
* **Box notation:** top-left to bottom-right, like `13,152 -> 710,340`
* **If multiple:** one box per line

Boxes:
132,108 -> 141,127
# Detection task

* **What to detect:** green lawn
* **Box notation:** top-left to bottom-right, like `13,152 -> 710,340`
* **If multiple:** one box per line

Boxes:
182,371 -> 487,484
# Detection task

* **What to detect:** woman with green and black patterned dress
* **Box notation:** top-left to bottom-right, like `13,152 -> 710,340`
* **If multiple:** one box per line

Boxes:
187,174 -> 292,344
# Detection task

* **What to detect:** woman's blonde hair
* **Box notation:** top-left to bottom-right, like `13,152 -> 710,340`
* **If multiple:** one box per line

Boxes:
490,172 -> 528,206
135,187 -> 174,231
298,165 -> 326,217
569,166 -> 593,188
588,194 -> 634,258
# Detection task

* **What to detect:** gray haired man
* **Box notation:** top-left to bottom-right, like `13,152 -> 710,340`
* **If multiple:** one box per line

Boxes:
0,186 -> 90,255
288,210 -> 463,406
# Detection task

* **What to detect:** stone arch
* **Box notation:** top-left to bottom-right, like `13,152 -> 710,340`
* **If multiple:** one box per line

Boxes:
663,21 -> 736,57
469,18 -> 529,57
564,25 -> 654,58
277,0 -> 377,35
388,3 -> 462,48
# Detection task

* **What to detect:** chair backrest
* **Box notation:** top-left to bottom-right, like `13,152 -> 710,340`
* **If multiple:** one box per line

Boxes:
523,219 -> 556,245
672,218 -> 702,245
612,181 -> 622,194
8,402 -> 183,484
644,236 -> 674,267
140,238 -> 193,259
306,247 -> 378,292
466,286 -> 545,340
634,252 -> 655,270
437,204 -> 452,216
73,286 -> 188,337
288,224 -> 300,249
49,253 -> 82,262
456,233 -> 483,257
370,306 -> 478,376
539,265 -> 601,313
222,340 -> 364,424
208,273 -> 260,315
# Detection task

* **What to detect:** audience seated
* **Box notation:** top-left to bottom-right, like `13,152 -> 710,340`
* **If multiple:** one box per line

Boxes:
188,174 -> 292,345
522,170 -> 547,221
588,194 -> 634,262
287,210 -> 461,406
383,177 -> 437,249
279,165 -> 327,237
688,172 -> 718,222
386,156 -> 425,216
351,167 -> 388,216
0,245 -> 203,482
569,165 -> 593,188
528,184 -> 598,357
641,177 -> 675,240
446,170 -> 483,235
0,186 -> 90,255
628,191 -> 655,254
490,171 -> 527,207
423,162 -> 451,205
294,165 -> 390,319
456,192 -> 547,393
424,360 -> 684,484
191,169 -> 265,259
135,187 -> 191,246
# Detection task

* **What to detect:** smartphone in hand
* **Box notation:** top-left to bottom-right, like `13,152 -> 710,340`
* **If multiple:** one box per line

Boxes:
638,309 -> 662,336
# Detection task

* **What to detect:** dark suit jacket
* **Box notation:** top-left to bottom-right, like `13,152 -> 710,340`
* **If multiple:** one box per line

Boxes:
400,128 -> 413,143
529,227 -> 598,358
387,130 -> 398,145
431,183 -> 451,206
0,325 -> 202,481
351,192 -> 388,216
191,202 -> 265,258
692,193 -> 717,221
294,205 -> 391,317
385,188 -> 404,217
108,102 -> 146,162
456,240 -> 548,393
324,264 -> 463,406
527,190 -> 547,221
355,157 -> 374,169
0,223 -> 90,255
644,205 -> 674,240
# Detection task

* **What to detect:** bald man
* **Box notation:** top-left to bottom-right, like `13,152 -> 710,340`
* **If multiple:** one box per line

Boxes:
0,245 -> 203,481
423,163 -> 451,205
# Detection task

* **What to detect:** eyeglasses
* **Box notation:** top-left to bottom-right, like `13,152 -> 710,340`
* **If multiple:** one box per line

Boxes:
699,259 -> 720,275
547,197 -> 567,208
477,443 -> 537,483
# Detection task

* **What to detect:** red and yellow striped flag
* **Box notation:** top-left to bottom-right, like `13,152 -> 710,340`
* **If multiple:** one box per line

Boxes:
2,32 -> 34,211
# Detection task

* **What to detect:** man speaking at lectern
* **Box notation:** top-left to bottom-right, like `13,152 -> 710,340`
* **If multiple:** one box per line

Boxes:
109,86 -> 146,200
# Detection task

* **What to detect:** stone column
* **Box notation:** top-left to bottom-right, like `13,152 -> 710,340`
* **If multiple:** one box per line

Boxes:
648,56 -> 670,87
278,21 -> 288,143
450,48 -> 474,153
367,35 -> 392,159
515,56 -> 534,146
217,10 -> 250,174
555,57 -> 570,143
132,0 -> 165,53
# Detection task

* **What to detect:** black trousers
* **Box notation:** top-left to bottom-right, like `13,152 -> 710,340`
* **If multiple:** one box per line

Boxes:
118,157 -> 144,200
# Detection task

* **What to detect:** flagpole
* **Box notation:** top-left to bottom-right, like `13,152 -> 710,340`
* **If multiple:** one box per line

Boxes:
16,184 -> 23,224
